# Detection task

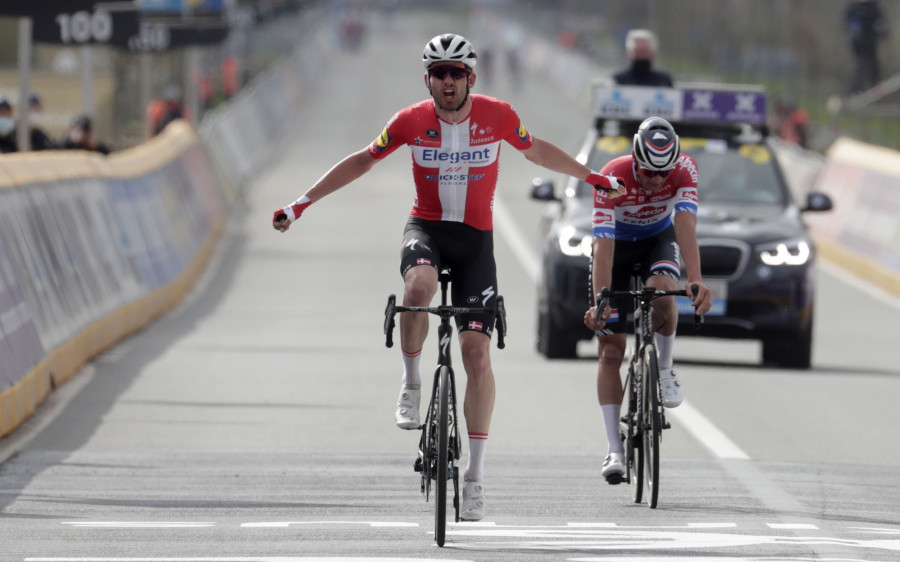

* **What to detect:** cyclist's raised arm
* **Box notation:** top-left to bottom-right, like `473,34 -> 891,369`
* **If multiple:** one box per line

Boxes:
273,148 -> 378,232
521,137 -> 626,198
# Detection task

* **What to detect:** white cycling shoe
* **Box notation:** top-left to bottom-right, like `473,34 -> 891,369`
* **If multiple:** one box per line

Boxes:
460,480 -> 486,521
601,452 -> 626,485
659,368 -> 683,408
394,386 -> 420,429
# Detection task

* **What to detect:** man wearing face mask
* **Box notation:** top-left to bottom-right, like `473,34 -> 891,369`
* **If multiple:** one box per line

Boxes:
0,97 -> 18,153
613,29 -> 673,87
28,92 -> 56,151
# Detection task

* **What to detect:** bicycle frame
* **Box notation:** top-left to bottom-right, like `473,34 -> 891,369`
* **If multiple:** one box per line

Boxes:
384,269 -> 506,546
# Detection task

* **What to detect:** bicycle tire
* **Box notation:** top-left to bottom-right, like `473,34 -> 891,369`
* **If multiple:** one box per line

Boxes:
421,375 -> 440,503
624,365 -> 644,504
435,365 -> 450,547
643,344 -> 661,509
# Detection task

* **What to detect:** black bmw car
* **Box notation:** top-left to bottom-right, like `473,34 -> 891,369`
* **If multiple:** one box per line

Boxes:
531,84 -> 833,368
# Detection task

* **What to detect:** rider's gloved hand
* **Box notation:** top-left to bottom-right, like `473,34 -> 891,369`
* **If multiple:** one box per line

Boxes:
272,195 -> 311,232
586,171 -> 626,198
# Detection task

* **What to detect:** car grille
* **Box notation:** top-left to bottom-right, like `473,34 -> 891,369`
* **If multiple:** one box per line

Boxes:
699,241 -> 749,279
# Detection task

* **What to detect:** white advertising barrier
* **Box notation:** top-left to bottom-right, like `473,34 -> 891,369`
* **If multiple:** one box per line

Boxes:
768,136 -> 825,203
0,121 -> 227,440
806,137 -> 900,296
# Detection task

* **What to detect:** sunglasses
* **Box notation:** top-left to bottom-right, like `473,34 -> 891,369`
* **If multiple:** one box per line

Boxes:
638,167 -> 671,178
428,65 -> 469,80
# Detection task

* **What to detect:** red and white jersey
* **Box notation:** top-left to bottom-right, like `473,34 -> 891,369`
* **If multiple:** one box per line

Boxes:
593,154 -> 699,241
368,94 -> 534,230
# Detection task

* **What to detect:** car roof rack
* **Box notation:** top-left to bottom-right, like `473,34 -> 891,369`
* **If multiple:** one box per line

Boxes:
592,81 -> 770,141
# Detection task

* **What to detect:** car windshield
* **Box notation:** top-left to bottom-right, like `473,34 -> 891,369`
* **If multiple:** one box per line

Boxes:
579,136 -> 787,206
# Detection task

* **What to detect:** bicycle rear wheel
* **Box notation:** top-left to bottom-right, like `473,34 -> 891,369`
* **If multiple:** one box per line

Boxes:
643,344 -> 661,508
434,365 -> 450,546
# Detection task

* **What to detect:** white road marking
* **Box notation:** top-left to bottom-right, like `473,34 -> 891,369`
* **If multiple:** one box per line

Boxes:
48,520 -> 900,560
61,522 -> 216,528
666,400 -> 750,460
768,523 -> 819,530
445,524 -> 900,555
26,559 -> 465,562
241,521 -> 417,528
493,196 -> 541,282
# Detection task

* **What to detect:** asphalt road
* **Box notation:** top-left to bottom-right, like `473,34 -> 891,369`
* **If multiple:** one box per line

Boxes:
1,10 -> 899,562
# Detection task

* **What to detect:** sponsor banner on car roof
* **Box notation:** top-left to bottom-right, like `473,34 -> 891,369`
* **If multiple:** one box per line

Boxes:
594,85 -> 767,125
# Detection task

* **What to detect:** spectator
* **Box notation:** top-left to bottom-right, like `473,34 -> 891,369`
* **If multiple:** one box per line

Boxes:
771,98 -> 811,149
844,0 -> 888,94
613,29 -> 673,87
148,83 -> 185,136
27,92 -> 56,151
60,115 -> 111,154
221,56 -> 241,99
0,96 -> 17,153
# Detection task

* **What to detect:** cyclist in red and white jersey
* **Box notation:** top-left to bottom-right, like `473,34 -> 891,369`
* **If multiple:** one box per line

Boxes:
273,33 -> 625,520
584,117 -> 712,485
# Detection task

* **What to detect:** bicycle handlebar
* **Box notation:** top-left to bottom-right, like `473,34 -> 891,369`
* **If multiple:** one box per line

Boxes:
383,294 -> 506,349
596,284 -> 703,328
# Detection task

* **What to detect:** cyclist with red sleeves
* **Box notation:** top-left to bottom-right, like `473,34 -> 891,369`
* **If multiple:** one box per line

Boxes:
583,117 -> 712,485
273,33 -> 624,520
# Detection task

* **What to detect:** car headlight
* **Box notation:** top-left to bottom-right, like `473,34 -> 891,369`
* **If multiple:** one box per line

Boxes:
758,239 -> 811,266
557,225 -> 592,257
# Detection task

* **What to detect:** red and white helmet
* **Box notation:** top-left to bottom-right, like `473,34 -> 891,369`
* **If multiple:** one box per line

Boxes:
632,116 -> 680,171
423,34 -> 477,70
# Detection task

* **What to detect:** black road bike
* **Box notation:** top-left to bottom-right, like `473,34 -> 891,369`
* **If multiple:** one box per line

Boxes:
595,277 -> 700,509
384,269 -> 506,547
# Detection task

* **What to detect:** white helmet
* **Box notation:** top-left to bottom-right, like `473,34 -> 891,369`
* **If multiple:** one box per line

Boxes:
632,116 -> 680,171
423,34 -> 477,70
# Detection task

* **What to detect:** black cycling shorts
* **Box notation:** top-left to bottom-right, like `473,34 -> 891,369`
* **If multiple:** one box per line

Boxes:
593,225 -> 681,335
400,217 -> 497,336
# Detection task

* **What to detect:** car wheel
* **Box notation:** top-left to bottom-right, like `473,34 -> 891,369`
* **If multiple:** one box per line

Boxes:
537,307 -> 578,359
762,315 -> 812,370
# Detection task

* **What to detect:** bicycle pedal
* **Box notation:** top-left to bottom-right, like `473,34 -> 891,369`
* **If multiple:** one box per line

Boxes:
605,473 -> 625,486
413,458 -> 423,473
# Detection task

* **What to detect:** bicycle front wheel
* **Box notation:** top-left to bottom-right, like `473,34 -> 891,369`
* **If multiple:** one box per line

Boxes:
434,365 -> 450,547
623,364 -> 644,504
643,344 -> 661,509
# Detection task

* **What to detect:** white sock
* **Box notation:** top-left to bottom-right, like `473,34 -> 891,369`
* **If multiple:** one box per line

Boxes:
655,332 -> 675,370
601,404 -> 623,454
464,433 -> 488,482
401,349 -> 421,388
